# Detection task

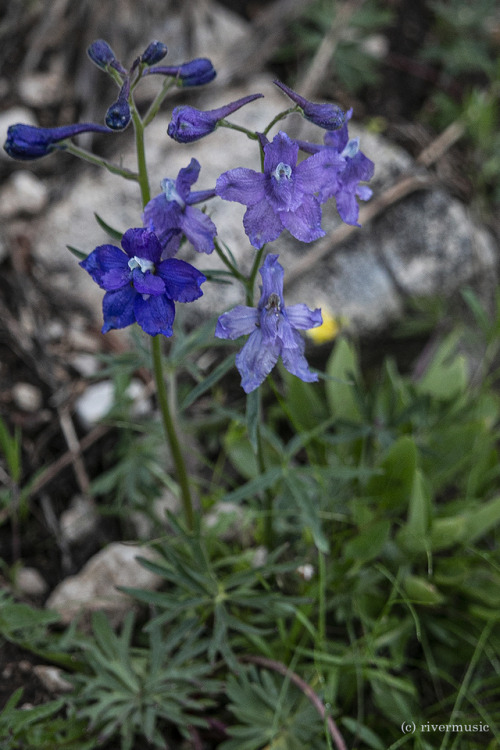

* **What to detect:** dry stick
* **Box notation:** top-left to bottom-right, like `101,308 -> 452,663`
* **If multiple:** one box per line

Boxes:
29,422 -> 109,498
57,405 -> 91,497
242,654 -> 347,750
296,0 -> 367,100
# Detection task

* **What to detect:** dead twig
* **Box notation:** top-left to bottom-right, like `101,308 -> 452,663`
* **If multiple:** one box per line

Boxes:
241,654 -> 347,750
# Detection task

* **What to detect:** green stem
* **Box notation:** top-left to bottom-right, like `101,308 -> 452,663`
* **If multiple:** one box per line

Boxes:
151,336 -> 194,529
63,143 -> 139,181
318,550 -> 326,645
143,78 -> 176,127
131,97 -> 193,528
262,106 -> 299,136
131,108 -> 150,206
213,239 -> 247,284
246,244 -> 267,306
218,120 -> 259,139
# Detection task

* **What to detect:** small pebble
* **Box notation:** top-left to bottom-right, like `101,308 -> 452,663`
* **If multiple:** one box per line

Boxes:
0,170 -> 49,218
15,567 -> 48,596
60,495 -> 99,544
12,382 -> 43,412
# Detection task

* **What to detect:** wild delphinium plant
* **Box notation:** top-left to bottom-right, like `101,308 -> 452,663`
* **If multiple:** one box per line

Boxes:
3,34 -> 388,750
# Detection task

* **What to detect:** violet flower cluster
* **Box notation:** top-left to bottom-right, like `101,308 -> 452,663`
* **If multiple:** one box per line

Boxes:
3,39 -> 374,394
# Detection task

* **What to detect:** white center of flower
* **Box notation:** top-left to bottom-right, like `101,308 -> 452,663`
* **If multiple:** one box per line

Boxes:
128,256 -> 155,273
341,137 -> 360,159
161,177 -> 185,208
273,162 -> 292,182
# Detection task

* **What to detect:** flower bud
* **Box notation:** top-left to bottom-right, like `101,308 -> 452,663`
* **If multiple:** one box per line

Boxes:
3,122 -> 112,160
274,80 -> 345,130
140,40 -> 168,65
105,79 -> 131,130
144,58 -> 216,87
87,39 -> 116,69
167,93 -> 263,143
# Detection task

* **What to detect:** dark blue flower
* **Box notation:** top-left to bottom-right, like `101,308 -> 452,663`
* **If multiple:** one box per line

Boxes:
144,58 -> 216,87
273,80 -> 345,130
296,109 -> 374,226
215,130 -> 345,249
3,122 -> 113,161
80,228 -> 206,336
215,254 -> 322,393
105,79 -> 131,130
167,93 -> 263,143
143,159 -> 217,257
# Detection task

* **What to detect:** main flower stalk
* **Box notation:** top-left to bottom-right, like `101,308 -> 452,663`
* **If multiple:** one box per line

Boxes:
133,102 -> 195,529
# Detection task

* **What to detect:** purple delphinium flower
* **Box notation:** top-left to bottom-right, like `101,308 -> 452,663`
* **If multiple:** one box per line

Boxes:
274,80 -> 345,131
144,58 -> 216,87
296,109 -> 374,226
3,122 -> 113,161
80,228 -> 206,336
215,254 -> 322,393
167,93 -> 263,143
215,130 -> 345,249
143,159 -> 217,258
87,39 -> 126,74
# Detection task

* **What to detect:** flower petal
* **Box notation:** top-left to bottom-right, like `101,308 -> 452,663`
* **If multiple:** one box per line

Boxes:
134,294 -> 175,336
263,131 -> 298,175
101,286 -> 136,332
121,227 -> 162,263
181,205 -> 216,254
279,194 -> 325,243
286,303 -> 323,330
175,158 -> 201,200
157,258 -> 206,302
216,168 -> 266,206
80,244 -> 129,290
215,306 -> 259,339
295,149 -> 345,198
258,254 -> 284,307
235,329 -> 280,393
131,268 -> 166,295
280,329 -> 319,383
243,200 -> 283,249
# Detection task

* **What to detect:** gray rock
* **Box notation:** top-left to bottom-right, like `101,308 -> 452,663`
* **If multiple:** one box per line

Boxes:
15,567 -> 49,597
12,382 -> 43,412
0,170 -> 49,218
45,542 -> 162,627
59,495 -> 99,545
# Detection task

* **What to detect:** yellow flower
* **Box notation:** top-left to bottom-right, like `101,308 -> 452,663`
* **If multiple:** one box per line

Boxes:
306,306 -> 341,345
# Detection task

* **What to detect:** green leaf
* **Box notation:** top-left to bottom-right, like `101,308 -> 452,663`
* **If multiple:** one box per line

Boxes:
325,337 -> 362,422
66,244 -> 88,260
366,435 -> 418,509
344,519 -> 391,564
180,354 -> 236,411
94,212 -> 124,241
430,515 -> 468,550
461,495 -> 500,544
404,575 -> 444,605
396,469 -> 432,554
415,331 -> 468,400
